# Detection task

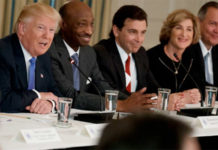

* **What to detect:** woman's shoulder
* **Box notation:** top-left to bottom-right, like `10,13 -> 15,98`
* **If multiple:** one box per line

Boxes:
147,44 -> 164,58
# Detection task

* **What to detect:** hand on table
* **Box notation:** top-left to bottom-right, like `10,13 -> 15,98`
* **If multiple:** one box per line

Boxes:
117,87 -> 157,112
168,93 -> 185,111
25,98 -> 52,114
182,88 -> 201,104
26,92 -> 58,114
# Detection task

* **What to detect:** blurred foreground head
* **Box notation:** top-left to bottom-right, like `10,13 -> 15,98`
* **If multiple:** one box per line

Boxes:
97,112 -> 200,150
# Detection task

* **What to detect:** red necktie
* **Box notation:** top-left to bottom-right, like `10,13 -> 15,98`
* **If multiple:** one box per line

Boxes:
125,55 -> 131,92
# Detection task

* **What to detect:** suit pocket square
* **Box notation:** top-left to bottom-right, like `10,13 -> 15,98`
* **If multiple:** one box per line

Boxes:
86,77 -> 92,85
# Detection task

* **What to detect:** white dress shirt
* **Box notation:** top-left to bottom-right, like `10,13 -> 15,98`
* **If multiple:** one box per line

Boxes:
199,39 -> 213,84
20,41 -> 40,98
63,40 -> 80,57
116,42 -> 137,92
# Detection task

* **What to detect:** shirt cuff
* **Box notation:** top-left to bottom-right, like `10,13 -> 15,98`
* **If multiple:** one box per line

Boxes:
32,89 -> 41,99
47,99 -> 57,113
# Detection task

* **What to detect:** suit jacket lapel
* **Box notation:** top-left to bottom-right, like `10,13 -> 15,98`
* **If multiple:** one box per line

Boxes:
133,53 -> 142,90
35,58 -> 43,89
110,41 -> 126,88
196,43 -> 205,73
78,48 -> 87,90
54,34 -> 74,84
12,34 -> 28,89
212,45 -> 218,85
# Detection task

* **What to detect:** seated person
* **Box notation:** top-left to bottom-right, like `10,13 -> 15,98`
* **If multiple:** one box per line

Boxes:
187,1 -> 218,99
0,3 -> 61,113
94,5 -> 159,95
94,5 -> 185,111
97,112 -> 200,150
50,1 -> 156,112
147,9 -> 201,105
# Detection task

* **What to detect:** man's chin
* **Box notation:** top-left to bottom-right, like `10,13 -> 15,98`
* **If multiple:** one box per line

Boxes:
36,49 -> 48,56
80,41 -> 90,46
211,41 -> 218,46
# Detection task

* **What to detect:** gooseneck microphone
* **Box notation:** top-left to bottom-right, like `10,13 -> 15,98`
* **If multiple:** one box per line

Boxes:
173,53 -> 203,106
69,57 -> 104,111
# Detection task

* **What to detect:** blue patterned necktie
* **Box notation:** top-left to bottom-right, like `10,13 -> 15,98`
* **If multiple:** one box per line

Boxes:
204,52 -> 213,84
28,57 -> 36,90
71,53 -> 80,91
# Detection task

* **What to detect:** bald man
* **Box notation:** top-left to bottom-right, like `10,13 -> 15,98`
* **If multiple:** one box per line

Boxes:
49,1 -> 156,112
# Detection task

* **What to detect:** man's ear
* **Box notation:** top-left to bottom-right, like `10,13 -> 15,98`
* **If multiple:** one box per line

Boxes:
16,22 -> 28,39
112,25 -> 119,37
60,20 -> 67,31
17,22 -> 26,36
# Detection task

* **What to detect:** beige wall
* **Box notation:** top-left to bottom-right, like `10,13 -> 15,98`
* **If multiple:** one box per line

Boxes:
110,0 -> 216,49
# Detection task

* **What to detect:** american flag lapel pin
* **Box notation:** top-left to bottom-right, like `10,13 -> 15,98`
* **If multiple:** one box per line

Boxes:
40,73 -> 44,78
70,58 -> 75,64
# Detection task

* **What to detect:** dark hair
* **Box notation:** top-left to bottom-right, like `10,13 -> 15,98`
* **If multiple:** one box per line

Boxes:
198,1 -> 218,21
109,5 -> 147,38
97,112 -> 193,150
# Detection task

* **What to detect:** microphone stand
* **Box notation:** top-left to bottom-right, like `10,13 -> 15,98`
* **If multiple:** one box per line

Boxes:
69,57 -> 104,111
173,53 -> 204,106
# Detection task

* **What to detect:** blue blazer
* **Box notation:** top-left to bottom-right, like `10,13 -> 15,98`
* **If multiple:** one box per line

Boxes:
0,33 -> 61,112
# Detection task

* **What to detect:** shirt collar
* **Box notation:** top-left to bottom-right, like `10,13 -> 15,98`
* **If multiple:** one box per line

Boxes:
19,41 -> 36,62
115,41 -> 132,63
199,39 -> 212,57
63,40 -> 80,56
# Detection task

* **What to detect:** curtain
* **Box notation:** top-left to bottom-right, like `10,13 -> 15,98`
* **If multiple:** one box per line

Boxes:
0,0 -> 111,46
89,0 -> 111,45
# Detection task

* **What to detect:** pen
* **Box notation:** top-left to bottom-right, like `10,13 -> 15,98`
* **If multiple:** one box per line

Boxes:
151,96 -> 158,100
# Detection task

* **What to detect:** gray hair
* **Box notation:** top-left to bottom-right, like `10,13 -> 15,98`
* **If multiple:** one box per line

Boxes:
198,1 -> 218,21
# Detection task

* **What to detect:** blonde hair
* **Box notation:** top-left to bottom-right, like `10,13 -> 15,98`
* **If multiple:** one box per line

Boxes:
159,9 -> 200,44
14,2 -> 61,32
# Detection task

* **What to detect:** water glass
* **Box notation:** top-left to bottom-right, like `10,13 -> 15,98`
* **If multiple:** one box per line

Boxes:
56,97 -> 73,128
157,88 -> 171,110
205,86 -> 217,107
105,90 -> 119,111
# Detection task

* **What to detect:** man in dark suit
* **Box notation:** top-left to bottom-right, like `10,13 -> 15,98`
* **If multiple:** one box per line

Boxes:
189,1 -> 218,95
0,3 -> 61,113
94,5 -> 159,95
50,1 -> 156,112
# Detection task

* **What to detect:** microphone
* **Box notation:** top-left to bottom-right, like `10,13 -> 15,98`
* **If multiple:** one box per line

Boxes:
69,57 -> 112,84
173,53 -> 203,106
69,57 -> 105,111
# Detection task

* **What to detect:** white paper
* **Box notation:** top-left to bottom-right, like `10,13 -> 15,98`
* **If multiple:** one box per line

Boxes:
0,116 -> 12,123
21,127 -> 61,144
198,116 -> 218,129
85,124 -> 107,138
